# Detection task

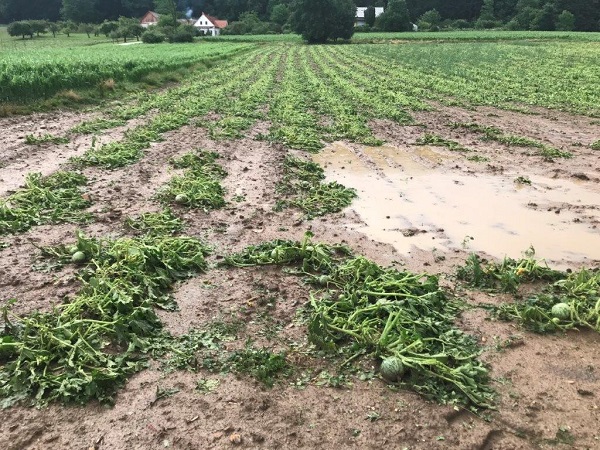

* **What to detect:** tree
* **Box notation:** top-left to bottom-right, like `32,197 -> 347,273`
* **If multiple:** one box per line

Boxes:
376,0 -> 411,32
364,6 -> 376,27
270,4 -> 289,26
290,0 -> 355,44
95,0 -> 128,21
554,9 -> 574,31
116,16 -> 144,42
61,0 -> 97,23
155,0 -> 178,22
78,23 -> 95,37
98,20 -> 119,37
122,0 -> 155,18
7,21 -> 33,39
0,0 -> 62,22
478,0 -> 495,21
417,8 -> 442,30
61,20 -> 77,36
29,19 -> 49,36
509,0 -> 539,29
530,1 -> 555,30
476,0 -> 499,28
49,22 -> 60,37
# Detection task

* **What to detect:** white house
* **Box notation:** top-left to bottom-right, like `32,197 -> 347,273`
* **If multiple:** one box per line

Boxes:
193,12 -> 229,36
355,7 -> 384,27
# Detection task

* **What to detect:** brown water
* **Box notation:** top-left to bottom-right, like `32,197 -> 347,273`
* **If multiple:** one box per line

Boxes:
314,143 -> 600,262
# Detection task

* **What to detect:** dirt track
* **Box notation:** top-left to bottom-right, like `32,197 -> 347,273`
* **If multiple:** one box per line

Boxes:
0,101 -> 599,449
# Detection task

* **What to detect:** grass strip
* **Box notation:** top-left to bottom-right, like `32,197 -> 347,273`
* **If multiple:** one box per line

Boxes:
416,133 -> 471,152
451,122 -> 572,159
71,118 -> 126,135
25,134 -> 69,145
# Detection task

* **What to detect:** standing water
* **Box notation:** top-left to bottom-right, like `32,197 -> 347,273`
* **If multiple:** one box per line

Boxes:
314,143 -> 600,263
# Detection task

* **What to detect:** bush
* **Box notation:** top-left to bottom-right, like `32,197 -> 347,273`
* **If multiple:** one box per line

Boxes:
168,29 -> 194,43
417,20 -> 431,31
141,29 -> 166,43
504,19 -> 522,31
475,19 -> 501,29
452,19 -> 471,29
354,25 -> 372,33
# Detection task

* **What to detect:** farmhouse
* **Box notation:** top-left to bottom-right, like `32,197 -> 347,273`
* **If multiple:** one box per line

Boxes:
193,13 -> 229,36
355,7 -> 384,27
139,11 -> 228,36
140,11 -> 160,28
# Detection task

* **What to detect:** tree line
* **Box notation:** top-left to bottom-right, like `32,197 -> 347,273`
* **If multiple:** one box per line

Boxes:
1,0 -> 598,33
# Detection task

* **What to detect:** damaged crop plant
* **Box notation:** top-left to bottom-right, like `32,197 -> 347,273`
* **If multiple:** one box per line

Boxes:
224,233 -> 495,409
0,231 -> 211,405
6,205 -> 595,409
1,229 -> 493,410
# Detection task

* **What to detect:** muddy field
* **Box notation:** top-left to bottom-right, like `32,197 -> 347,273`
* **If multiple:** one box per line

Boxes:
0,95 -> 598,450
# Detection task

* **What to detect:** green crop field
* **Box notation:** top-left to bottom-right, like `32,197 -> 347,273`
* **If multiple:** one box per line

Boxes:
1,29 -> 600,448
0,41 -> 252,102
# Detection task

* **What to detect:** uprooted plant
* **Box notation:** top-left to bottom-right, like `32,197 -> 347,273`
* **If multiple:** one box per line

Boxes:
275,156 -> 356,219
0,171 -> 93,236
0,231 -> 210,406
155,150 -> 227,210
457,253 -> 600,334
223,232 -> 495,410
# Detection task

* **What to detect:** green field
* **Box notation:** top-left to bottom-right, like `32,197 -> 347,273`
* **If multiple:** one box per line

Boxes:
2,29 -> 599,112
212,29 -> 600,43
0,40 -> 252,102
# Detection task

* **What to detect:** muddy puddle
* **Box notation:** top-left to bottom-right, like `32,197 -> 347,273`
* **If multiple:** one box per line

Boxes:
314,143 -> 600,263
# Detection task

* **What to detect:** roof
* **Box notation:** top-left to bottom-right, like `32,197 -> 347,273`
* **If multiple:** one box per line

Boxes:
203,12 -> 228,29
356,7 -> 384,19
141,11 -> 160,23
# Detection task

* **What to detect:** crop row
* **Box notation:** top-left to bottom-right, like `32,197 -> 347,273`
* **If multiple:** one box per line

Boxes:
73,47 -> 278,168
72,42 -> 584,163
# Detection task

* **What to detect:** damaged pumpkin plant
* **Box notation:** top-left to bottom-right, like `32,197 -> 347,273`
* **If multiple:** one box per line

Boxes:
0,231 -> 210,406
224,232 -> 495,410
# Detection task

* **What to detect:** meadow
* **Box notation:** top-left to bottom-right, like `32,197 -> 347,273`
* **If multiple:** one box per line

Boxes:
0,30 -> 599,449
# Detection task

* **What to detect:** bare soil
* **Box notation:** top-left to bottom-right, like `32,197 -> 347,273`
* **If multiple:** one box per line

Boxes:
0,102 -> 599,450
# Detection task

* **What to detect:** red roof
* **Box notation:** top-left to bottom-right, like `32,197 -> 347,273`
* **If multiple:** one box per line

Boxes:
204,12 -> 228,29
140,11 -> 160,24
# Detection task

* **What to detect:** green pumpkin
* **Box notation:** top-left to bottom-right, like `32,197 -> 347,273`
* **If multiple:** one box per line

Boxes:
551,303 -> 570,320
380,356 -> 405,382
71,251 -> 87,264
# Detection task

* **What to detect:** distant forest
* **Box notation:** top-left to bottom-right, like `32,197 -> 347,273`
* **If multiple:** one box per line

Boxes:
1,0 -> 598,32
